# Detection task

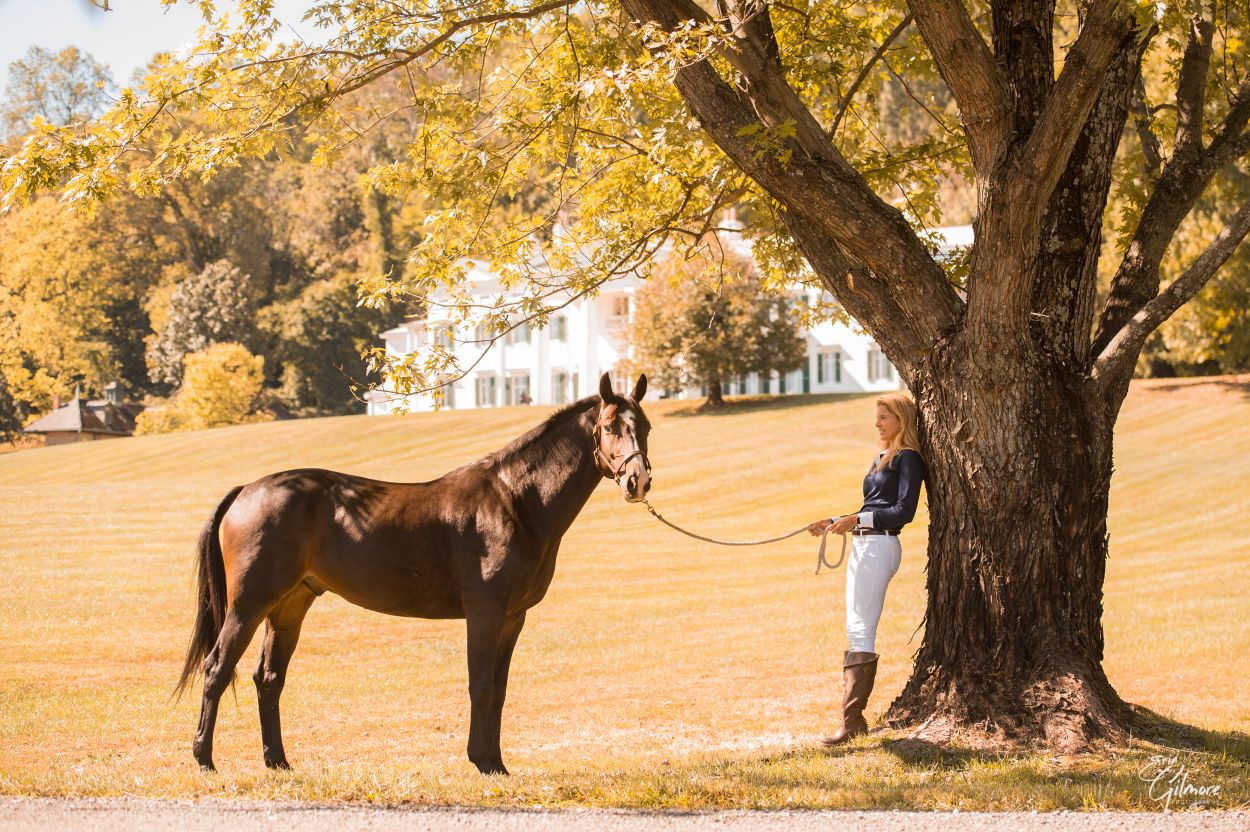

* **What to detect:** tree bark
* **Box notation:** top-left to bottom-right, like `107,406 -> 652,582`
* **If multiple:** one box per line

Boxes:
880,342 -> 1143,751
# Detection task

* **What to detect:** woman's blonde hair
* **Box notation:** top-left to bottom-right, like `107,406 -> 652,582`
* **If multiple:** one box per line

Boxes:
873,391 -> 922,472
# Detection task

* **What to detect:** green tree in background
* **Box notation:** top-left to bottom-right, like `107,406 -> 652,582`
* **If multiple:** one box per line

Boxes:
146,259 -> 260,389
260,274 -> 390,416
628,248 -> 806,407
2,45 -> 112,139
0,197 -> 128,412
135,342 -> 271,434
0,368 -> 22,441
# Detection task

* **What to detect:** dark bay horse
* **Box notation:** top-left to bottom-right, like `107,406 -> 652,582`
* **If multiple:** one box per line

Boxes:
175,372 -> 651,775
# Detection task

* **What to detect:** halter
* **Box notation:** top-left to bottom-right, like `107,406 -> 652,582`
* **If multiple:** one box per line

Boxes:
592,422 -> 652,483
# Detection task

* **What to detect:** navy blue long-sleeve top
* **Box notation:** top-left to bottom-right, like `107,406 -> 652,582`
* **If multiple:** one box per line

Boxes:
854,448 -> 925,531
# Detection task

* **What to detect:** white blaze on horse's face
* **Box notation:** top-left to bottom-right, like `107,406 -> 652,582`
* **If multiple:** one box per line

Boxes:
615,409 -> 652,503
597,403 -> 651,503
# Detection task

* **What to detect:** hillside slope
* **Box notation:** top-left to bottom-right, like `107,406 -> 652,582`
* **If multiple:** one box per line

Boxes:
1,376 -> 1246,800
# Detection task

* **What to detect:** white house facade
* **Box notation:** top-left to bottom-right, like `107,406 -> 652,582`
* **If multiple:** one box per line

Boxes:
366,225 -> 972,413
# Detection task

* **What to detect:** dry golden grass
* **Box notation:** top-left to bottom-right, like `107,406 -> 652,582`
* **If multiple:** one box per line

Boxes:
0,377 -> 1247,810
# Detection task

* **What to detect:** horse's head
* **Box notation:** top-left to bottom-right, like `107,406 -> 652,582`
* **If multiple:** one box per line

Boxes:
593,372 -> 652,503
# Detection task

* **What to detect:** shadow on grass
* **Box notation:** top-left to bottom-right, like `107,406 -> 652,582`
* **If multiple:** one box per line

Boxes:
1125,703 -> 1250,762
672,722 -> 1249,810
661,392 -> 878,418
1142,375 -> 1250,400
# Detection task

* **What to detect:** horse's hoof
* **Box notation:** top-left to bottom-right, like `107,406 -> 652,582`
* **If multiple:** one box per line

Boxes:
474,760 -> 509,776
265,758 -> 291,771
197,759 -> 217,773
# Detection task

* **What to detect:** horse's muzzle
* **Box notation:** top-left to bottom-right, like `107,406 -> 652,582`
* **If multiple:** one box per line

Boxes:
623,469 -> 652,503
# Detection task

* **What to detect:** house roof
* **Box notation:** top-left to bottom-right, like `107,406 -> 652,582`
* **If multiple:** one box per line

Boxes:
25,394 -> 144,436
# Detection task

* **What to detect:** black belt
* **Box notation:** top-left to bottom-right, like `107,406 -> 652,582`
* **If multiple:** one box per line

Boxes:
852,527 -> 899,536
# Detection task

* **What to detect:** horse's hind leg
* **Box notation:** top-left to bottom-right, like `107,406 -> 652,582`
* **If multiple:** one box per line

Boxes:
193,601 -> 267,771
253,583 -> 316,769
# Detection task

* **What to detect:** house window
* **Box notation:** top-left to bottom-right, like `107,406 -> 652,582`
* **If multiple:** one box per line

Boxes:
433,326 -> 454,350
550,316 -> 568,342
605,295 -> 630,330
817,350 -> 842,384
867,349 -> 893,383
504,373 -> 531,405
435,378 -> 456,409
474,322 -> 490,343
475,375 -> 497,407
552,370 -> 569,405
506,321 -> 531,345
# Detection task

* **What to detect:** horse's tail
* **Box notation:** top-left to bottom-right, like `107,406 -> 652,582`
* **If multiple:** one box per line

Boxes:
174,485 -> 244,700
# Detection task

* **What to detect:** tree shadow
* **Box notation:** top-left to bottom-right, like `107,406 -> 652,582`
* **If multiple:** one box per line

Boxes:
874,735 -> 1014,769
694,722 -> 1248,805
1139,375 -> 1250,400
1124,703 -> 1250,762
661,392 -> 878,418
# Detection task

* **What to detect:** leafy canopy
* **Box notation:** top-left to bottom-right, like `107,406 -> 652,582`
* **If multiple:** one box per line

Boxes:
0,0 -> 962,395
3,0 -> 1247,392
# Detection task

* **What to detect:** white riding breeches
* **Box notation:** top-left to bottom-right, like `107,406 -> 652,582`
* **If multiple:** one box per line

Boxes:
845,533 -> 902,653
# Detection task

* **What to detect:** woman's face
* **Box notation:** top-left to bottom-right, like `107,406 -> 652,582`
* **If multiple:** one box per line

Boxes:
875,403 -> 901,445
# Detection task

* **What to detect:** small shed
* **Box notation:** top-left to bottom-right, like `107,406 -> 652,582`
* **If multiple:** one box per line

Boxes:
24,383 -> 145,447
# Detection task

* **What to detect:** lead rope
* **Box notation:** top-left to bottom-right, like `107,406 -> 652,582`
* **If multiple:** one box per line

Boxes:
640,499 -> 849,574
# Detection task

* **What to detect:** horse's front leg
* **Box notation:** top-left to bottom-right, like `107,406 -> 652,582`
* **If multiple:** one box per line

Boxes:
486,611 -> 527,766
464,602 -> 508,774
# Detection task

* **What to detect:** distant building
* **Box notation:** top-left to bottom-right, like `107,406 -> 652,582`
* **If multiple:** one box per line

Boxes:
366,225 -> 972,413
24,383 -> 144,446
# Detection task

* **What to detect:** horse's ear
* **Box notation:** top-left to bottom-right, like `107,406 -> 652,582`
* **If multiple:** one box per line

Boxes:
598,372 -> 616,403
630,374 -> 647,402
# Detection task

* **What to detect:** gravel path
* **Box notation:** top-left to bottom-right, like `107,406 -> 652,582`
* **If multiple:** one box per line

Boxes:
1,798 -> 1245,831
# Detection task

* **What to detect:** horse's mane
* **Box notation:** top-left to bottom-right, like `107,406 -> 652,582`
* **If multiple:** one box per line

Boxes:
482,395 -> 601,466
481,391 -> 651,468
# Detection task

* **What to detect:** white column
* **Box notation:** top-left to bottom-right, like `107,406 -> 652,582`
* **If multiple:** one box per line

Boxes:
584,296 -> 598,390
537,321 -> 549,404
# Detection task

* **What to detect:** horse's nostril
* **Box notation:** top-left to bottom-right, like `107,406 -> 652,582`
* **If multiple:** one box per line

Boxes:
644,480 -> 651,493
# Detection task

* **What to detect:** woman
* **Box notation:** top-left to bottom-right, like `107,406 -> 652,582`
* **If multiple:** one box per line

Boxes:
807,391 -> 925,746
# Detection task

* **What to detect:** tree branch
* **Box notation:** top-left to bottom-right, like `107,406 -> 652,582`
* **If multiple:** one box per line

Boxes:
1091,72 -> 1250,357
1033,25 -> 1153,369
990,0 -> 1055,138
906,0 -> 1012,176
620,0 -> 964,360
1173,4 -> 1216,156
829,13 -> 914,137
1131,75 -> 1163,177
1092,198 -> 1250,387
1015,0 -> 1137,212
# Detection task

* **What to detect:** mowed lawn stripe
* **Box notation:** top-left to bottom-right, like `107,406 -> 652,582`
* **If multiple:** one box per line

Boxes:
0,378 -> 1246,809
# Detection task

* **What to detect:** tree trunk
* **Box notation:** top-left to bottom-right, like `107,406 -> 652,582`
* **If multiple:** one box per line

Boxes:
702,379 -> 726,409
880,335 -> 1145,751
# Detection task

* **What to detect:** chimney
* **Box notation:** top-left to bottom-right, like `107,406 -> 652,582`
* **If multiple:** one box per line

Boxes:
53,394 -> 61,410
105,381 -> 122,405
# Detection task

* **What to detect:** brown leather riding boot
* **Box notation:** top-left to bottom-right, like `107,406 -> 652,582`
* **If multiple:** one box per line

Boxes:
821,650 -> 879,746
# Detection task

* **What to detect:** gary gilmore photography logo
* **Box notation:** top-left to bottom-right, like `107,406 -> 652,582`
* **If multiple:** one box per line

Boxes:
1138,753 -> 1223,810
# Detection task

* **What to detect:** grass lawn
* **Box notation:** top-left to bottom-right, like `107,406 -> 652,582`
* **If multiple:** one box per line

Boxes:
0,376 -> 1247,810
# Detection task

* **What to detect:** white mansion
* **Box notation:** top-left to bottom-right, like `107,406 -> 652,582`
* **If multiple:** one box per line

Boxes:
365,225 -> 972,414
